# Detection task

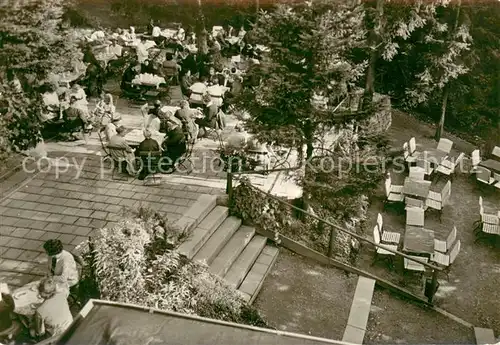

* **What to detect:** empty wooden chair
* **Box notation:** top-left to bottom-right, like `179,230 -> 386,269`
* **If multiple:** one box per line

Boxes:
403,142 -> 417,164
376,213 -> 401,245
372,226 -> 397,267
409,137 -> 417,156
384,174 -> 404,204
409,166 -> 425,180
434,226 -> 457,253
436,152 -> 464,178
406,207 -> 425,227
476,166 -> 494,185
479,196 -> 499,225
426,180 -> 451,219
493,172 -> 500,190
492,146 -> 500,160
431,240 -> 461,280
437,138 -> 453,154
470,149 -> 481,173
416,158 -> 433,176
403,255 -> 428,273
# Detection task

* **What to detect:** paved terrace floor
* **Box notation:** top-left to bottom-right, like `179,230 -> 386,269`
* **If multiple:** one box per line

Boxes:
0,152 -> 222,288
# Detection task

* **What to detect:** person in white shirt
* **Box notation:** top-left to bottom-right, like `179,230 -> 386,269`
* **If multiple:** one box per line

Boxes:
43,239 -> 79,289
207,76 -> 226,107
41,84 -> 61,122
105,117 -> 121,141
189,76 -> 208,107
32,278 -> 73,339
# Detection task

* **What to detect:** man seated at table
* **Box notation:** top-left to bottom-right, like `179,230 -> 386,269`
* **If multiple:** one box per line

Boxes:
161,121 -> 187,172
161,53 -> 181,84
175,101 -> 199,143
121,63 -> 141,96
195,94 -> 219,138
136,130 -> 161,181
31,278 -> 73,339
104,116 -> 121,142
108,126 -> 137,176
43,240 -> 79,289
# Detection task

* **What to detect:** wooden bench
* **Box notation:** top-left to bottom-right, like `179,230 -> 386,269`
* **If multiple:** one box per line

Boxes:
474,327 -> 496,345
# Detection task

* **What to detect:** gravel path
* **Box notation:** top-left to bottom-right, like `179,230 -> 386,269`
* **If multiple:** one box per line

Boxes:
254,249 -> 358,340
366,289 -> 474,344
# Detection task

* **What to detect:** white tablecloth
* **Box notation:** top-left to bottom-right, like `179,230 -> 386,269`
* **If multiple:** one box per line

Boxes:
125,129 -> 164,147
12,281 -> 68,316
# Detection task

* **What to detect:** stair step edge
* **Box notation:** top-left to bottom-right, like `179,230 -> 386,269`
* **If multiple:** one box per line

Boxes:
224,235 -> 267,289
194,217 -> 242,266
174,194 -> 217,233
238,245 -> 279,304
209,226 -> 255,277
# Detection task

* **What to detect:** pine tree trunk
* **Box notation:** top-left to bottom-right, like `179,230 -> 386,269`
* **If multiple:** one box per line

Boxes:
435,86 -> 449,141
362,0 -> 384,111
196,0 -> 208,55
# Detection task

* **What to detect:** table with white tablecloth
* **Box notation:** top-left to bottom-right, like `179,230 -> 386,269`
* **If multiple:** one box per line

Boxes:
12,281 -> 68,317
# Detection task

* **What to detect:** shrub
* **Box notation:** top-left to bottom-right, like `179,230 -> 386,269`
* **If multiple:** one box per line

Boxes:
77,208 -> 269,328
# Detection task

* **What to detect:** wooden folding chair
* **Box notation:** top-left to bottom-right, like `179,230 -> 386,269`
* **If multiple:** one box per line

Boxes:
384,174 -> 404,205
491,146 -> 500,160
431,240 -> 461,280
436,152 -> 464,180
437,138 -> 453,154
434,226 -> 457,253
403,142 -> 416,164
372,226 -> 397,268
470,149 -> 481,173
403,255 -> 428,276
376,213 -> 401,245
476,166 -> 494,185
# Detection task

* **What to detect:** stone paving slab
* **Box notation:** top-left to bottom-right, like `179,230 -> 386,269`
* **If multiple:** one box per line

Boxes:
0,153 -> 208,289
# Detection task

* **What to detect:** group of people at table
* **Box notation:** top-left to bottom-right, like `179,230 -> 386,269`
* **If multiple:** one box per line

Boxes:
0,240 -> 80,343
104,94 -> 225,180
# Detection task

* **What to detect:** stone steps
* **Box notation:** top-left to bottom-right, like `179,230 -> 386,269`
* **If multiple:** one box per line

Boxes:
342,276 -> 376,344
474,327 -> 496,345
177,194 -> 279,303
224,235 -> 267,289
237,245 -> 279,303
193,216 -> 240,265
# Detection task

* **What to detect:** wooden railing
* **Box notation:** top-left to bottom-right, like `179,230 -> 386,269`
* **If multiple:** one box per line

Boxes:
226,167 -> 442,304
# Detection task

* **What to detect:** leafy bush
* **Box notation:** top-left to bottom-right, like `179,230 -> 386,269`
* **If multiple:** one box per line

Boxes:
77,208 -> 269,327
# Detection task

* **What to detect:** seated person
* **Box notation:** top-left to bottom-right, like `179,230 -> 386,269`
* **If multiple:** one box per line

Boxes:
161,53 -> 181,83
94,93 -> 116,127
108,126 -> 137,176
43,239 -> 79,289
161,121 -> 187,171
0,283 -> 14,334
121,63 -> 141,94
179,69 -> 193,97
141,59 -> 156,74
136,130 -> 161,180
195,94 -> 218,138
175,101 -> 198,143
41,84 -> 61,122
189,76 -> 208,107
63,96 -> 90,140
104,116 -> 121,142
31,278 -> 73,339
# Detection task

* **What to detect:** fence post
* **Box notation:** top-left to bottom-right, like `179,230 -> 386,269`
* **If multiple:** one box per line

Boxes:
226,168 -> 233,201
427,269 -> 439,304
327,226 -> 335,257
